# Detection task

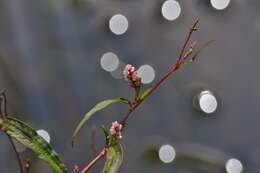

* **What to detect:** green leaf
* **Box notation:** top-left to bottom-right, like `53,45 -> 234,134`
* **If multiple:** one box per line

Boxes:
139,88 -> 152,101
191,40 -> 214,62
101,144 -> 123,173
72,98 -> 129,146
0,116 -> 67,173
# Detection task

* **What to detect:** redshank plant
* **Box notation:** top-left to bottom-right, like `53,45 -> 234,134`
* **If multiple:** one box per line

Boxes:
71,18 -> 213,173
0,18 -> 212,173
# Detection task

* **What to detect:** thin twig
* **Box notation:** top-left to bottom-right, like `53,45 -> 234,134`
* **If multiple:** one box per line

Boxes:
120,19 -> 200,125
80,148 -> 107,173
177,18 -> 200,63
183,41 -> 197,60
0,90 -> 24,173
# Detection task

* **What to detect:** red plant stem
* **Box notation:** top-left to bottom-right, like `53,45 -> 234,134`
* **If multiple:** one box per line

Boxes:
120,103 -> 136,125
177,18 -> 200,63
120,64 -> 180,125
79,18 -> 200,173
8,136 -> 24,173
121,21 -> 199,124
0,91 -> 24,173
80,148 -> 107,173
140,64 -> 180,102
81,57 -> 181,173
120,18 -> 200,125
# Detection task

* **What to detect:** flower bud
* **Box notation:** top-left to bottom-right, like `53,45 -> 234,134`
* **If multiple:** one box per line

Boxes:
109,121 -> 123,140
123,64 -> 141,88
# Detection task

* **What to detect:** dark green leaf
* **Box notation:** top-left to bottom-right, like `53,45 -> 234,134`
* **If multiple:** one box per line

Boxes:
101,144 -> 123,173
0,117 -> 67,173
72,98 -> 129,146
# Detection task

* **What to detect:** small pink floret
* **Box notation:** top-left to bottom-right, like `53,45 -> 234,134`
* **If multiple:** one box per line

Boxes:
109,121 -> 123,139
123,64 -> 141,87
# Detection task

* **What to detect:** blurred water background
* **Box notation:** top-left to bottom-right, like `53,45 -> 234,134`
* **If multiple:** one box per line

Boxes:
0,0 -> 260,172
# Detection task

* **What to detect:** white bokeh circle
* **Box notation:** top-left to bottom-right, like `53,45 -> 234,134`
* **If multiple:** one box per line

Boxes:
199,91 -> 218,114
161,0 -> 181,21
100,52 -> 119,72
37,129 -> 51,143
158,144 -> 176,163
109,14 -> 129,35
225,158 -> 243,173
210,0 -> 230,10
137,65 -> 155,84
110,61 -> 126,79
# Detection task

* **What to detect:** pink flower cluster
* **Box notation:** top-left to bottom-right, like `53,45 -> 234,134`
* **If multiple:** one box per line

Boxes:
72,165 -> 79,173
109,121 -> 123,140
123,64 -> 141,87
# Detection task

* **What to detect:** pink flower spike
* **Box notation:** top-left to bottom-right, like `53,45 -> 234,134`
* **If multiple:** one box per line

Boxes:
123,64 -> 141,87
109,121 -> 123,140
123,64 -> 134,78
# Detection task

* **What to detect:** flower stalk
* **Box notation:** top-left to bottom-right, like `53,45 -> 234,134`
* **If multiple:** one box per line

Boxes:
80,148 -> 107,173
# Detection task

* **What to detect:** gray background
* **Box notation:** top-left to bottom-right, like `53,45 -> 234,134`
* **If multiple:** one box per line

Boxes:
0,0 -> 259,172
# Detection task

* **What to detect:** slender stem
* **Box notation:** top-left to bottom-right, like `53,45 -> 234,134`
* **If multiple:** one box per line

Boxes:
120,63 -> 181,125
0,91 -> 24,173
120,19 -> 200,125
80,148 -> 107,173
8,136 -> 24,173
120,108 -> 133,126
177,18 -> 200,63
142,65 -> 180,101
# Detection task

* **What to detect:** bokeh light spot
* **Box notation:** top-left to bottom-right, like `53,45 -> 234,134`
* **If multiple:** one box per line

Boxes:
137,65 -> 155,84
109,14 -> 129,35
199,90 -> 218,114
225,158 -> 243,173
161,0 -> 181,21
158,144 -> 176,163
110,61 -> 126,79
210,0 -> 230,10
37,129 -> 51,143
100,52 -> 119,72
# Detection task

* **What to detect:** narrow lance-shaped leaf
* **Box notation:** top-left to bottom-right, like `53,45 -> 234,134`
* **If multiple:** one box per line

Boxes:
191,40 -> 214,62
72,98 -> 129,146
0,117 -> 67,173
101,144 -> 123,173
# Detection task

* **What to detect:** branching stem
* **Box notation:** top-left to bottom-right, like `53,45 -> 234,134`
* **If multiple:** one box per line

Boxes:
79,18 -> 200,173
0,90 -> 24,173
